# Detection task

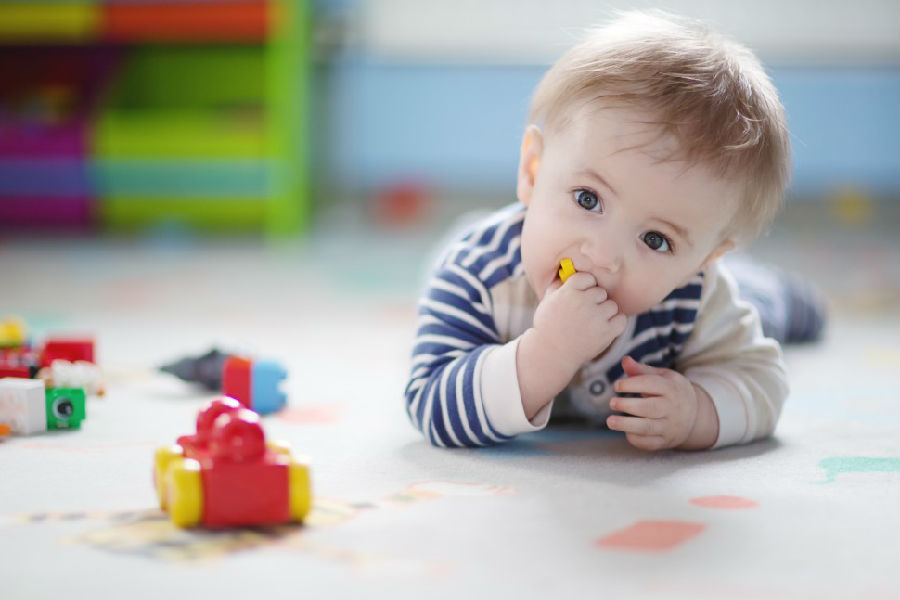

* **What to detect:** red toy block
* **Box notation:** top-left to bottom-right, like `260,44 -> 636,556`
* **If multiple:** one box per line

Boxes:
221,355 -> 252,409
41,337 -> 94,367
0,365 -> 30,379
0,350 -> 41,379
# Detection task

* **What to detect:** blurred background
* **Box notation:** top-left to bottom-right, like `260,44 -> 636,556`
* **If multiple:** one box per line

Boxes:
0,0 -> 898,331
0,0 -> 897,236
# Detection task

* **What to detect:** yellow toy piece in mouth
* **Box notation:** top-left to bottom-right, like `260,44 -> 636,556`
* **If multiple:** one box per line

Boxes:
558,258 -> 576,282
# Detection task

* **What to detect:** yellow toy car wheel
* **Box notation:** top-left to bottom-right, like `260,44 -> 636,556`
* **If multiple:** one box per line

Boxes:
153,444 -> 183,509
166,458 -> 203,528
288,458 -> 312,522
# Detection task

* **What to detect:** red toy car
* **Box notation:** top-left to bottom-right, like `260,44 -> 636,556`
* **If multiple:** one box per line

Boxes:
154,396 -> 312,528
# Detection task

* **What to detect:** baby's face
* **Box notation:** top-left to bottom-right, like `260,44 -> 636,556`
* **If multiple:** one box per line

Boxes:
519,104 -> 738,316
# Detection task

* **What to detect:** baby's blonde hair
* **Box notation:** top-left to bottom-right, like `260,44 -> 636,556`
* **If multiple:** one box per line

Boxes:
530,10 -> 791,244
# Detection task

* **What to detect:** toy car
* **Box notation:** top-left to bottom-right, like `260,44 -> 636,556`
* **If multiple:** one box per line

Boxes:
153,396 -> 311,528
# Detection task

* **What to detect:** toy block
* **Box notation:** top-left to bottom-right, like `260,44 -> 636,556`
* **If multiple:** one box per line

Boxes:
162,351 -> 288,414
0,317 -> 27,348
41,337 -> 95,367
222,355 -> 252,408
558,258 -> 576,283
39,360 -> 104,397
222,356 -> 287,415
1,350 -> 41,379
0,378 -> 47,434
250,359 -> 288,415
45,388 -> 86,430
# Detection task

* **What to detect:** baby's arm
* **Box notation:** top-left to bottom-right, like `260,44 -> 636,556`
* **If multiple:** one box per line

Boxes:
675,260 -> 788,448
405,248 -> 576,447
606,261 -> 785,451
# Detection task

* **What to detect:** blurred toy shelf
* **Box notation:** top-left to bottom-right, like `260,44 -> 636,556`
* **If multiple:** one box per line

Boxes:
0,1 -> 310,235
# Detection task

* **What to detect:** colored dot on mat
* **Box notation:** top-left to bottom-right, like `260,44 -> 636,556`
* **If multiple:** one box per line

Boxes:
595,520 -> 706,553
689,495 -> 759,509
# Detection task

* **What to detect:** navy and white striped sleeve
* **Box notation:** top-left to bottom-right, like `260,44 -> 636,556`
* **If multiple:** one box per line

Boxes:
404,260 -> 515,447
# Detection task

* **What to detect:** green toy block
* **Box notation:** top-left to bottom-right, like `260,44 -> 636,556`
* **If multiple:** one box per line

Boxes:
45,388 -> 86,430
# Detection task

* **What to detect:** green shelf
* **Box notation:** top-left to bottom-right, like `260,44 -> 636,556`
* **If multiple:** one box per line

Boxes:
100,196 -> 267,232
95,111 -> 267,159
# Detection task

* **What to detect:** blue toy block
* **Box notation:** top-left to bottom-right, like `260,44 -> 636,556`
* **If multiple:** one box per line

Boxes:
250,359 -> 287,415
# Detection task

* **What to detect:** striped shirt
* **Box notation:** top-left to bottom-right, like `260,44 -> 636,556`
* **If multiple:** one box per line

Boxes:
405,203 -> 787,448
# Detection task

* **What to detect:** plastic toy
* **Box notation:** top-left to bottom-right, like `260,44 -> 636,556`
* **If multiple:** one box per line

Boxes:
159,347 -> 230,390
0,317 -> 27,348
41,336 -> 94,367
0,379 -> 47,434
0,349 -> 41,379
38,359 -> 105,397
222,355 -> 287,415
45,387 -> 87,430
153,396 -> 312,529
558,258 -> 576,283
0,378 -> 86,434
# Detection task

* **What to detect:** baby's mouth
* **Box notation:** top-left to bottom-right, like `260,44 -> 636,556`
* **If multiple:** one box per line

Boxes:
558,258 -> 576,283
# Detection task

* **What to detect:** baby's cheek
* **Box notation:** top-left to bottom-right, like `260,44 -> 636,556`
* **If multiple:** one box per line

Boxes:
614,287 -> 659,317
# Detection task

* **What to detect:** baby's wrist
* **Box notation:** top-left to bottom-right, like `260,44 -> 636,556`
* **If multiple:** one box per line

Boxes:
679,383 -> 720,450
517,328 -> 578,419
524,326 -> 580,377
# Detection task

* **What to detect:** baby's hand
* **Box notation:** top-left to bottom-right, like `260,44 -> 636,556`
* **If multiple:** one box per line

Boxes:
606,356 -> 702,451
532,271 -> 626,366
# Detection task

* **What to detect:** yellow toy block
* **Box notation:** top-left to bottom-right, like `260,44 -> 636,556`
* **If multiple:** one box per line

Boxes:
0,316 -> 26,348
558,258 -> 576,283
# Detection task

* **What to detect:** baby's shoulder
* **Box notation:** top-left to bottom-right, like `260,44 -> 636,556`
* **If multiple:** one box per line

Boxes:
433,203 -> 526,280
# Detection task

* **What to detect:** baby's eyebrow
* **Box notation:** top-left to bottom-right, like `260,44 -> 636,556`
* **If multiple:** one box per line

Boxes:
576,167 -> 619,197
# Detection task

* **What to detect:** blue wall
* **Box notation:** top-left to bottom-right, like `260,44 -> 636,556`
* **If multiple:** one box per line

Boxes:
316,60 -> 900,199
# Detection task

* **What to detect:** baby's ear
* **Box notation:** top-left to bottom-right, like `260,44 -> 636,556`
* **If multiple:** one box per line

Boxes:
516,125 -> 544,207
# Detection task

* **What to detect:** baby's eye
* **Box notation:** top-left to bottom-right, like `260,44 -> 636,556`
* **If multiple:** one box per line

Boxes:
642,231 -> 672,253
573,189 -> 601,212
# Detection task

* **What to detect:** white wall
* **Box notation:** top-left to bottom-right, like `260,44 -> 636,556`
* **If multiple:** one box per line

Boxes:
355,0 -> 900,65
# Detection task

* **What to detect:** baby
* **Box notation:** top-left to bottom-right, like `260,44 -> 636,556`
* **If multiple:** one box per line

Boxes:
405,11 -> 801,451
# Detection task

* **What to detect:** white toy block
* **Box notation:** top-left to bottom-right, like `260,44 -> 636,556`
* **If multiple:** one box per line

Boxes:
0,378 -> 46,434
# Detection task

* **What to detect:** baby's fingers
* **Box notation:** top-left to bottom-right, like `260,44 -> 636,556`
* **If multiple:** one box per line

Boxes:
606,415 -> 664,437
565,272 -> 599,291
614,374 -> 669,397
610,396 -> 667,419
543,278 -> 562,299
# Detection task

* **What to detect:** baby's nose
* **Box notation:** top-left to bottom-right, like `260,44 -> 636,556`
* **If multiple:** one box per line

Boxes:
581,236 -> 622,274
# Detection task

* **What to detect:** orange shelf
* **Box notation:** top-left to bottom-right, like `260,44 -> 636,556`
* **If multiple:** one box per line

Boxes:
101,1 -> 268,43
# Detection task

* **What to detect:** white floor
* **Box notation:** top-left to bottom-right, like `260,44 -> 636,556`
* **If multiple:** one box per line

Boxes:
1,198 -> 898,599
